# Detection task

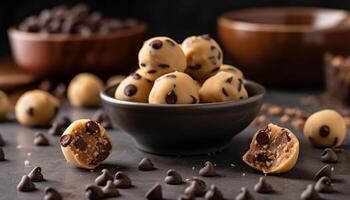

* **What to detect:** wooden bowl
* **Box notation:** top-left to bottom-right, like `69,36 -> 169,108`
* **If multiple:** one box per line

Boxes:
8,23 -> 147,79
217,7 -> 350,88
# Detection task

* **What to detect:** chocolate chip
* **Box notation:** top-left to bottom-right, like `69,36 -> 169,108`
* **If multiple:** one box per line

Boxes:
164,169 -> 183,185
147,69 -> 157,74
235,187 -> 254,200
165,89 -> 177,104
95,169 -> 114,186
165,39 -> 175,46
210,46 -> 216,50
49,122 -> 65,136
204,185 -> 223,200
222,88 -> 229,97
150,40 -> 163,49
185,177 -> 207,197
158,64 -> 170,68
86,120 -> 100,135
253,177 -> 275,193
34,132 -> 49,146
138,158 -> 155,171
17,175 -> 36,192
124,84 -> 137,96
254,153 -> 268,163
300,184 -> 320,200
56,116 -> 71,127
28,166 -> 44,182
321,148 -> 338,163
178,194 -> 195,200
132,73 -> 142,80
85,184 -> 104,200
166,74 -> 177,79
44,187 -> 62,200
201,34 -> 211,40
315,176 -> 334,193
0,147 -> 5,161
27,107 -> 34,116
92,151 -> 110,164
217,52 -> 222,60
238,79 -> 243,92
60,135 -> 71,147
74,137 -> 87,151
256,130 -> 269,145
0,133 -> 5,146
208,56 -> 215,60
226,76 -> 233,83
114,171 -> 132,188
190,95 -> 198,104
189,64 -> 201,70
319,125 -> 330,137
102,180 -> 119,198
199,161 -> 216,177
211,67 -> 220,73
315,164 -> 332,180
92,109 -> 112,129
145,183 -> 163,200
141,63 -> 146,67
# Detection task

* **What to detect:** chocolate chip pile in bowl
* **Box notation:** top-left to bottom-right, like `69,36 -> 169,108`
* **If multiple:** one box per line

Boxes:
18,3 -> 139,35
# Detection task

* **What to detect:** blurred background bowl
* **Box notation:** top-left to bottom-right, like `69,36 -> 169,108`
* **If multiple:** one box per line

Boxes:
218,7 -> 350,88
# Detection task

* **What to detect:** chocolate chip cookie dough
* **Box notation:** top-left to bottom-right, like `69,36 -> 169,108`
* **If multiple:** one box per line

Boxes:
15,90 -> 59,126
106,75 -> 126,87
0,90 -> 10,120
304,109 -> 346,148
115,71 -> 153,103
67,73 -> 104,108
219,64 -> 244,79
199,71 -> 248,103
149,71 -> 199,104
60,119 -> 112,169
138,36 -> 187,81
182,34 -> 223,81
243,123 -> 300,174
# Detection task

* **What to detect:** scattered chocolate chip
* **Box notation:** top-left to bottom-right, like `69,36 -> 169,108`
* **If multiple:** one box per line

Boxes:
95,169 -> 114,186
235,187 -> 254,200
28,166 -> 44,182
34,132 -> 49,146
315,176 -> 334,193
165,39 -> 175,46
0,133 -> 5,146
300,184 -> 321,200
39,80 -> 52,91
211,67 -> 220,73
141,63 -> 146,67
44,187 -> 62,200
321,148 -> 338,163
74,137 -> 87,151
190,95 -> 198,104
145,183 -> 163,200
49,121 -> 65,136
189,64 -> 201,70
222,88 -> 229,97
319,125 -> 330,137
164,169 -> 183,185
138,158 -> 155,171
166,74 -> 177,79
132,73 -> 142,80
147,69 -> 157,74
27,107 -> 34,116
205,185 -> 224,200
102,180 -> 119,198
315,165 -> 332,180
150,40 -> 163,49
17,175 -> 36,192
185,177 -> 207,197
0,147 -> 5,161
60,135 -> 71,147
199,161 -> 216,177
226,76 -> 233,83
86,120 -> 100,134
92,109 -> 113,129
178,194 -> 195,200
201,34 -> 211,40
85,184 -> 104,200
256,130 -> 269,145
56,116 -> 71,127
165,89 -> 178,104
238,79 -> 243,92
158,64 -> 170,68
114,171 -> 132,188
124,84 -> 137,96
253,177 -> 275,193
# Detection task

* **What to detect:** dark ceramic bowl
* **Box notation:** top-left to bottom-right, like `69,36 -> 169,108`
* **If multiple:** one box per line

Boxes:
101,80 -> 265,155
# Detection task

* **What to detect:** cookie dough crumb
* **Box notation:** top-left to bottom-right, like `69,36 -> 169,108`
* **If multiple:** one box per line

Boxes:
279,115 -> 290,123
267,105 -> 283,115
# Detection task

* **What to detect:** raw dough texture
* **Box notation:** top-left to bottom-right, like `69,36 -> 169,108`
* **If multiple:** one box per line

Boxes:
0,90 -> 10,120
106,75 -> 126,87
219,64 -> 244,79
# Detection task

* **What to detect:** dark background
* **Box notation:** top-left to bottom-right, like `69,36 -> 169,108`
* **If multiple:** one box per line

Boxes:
1,0 -> 350,58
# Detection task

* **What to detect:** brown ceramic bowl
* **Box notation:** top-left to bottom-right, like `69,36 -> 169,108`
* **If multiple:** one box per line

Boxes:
8,23 -> 147,79
218,7 -> 350,88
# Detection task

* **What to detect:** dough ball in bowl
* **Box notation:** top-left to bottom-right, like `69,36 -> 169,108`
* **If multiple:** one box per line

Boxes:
0,90 -> 10,120
219,64 -> 244,79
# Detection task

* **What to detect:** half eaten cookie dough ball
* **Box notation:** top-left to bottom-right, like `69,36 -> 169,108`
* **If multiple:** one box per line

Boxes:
115,71 -> 153,103
243,123 -> 300,174
106,75 -> 126,87
182,34 -> 223,81
0,90 -> 10,120
138,36 -> 187,81
219,64 -> 244,79
149,71 -> 199,104
199,71 -> 248,103
15,90 -> 59,126
68,73 -> 104,108
304,109 -> 346,148
60,119 -> 113,169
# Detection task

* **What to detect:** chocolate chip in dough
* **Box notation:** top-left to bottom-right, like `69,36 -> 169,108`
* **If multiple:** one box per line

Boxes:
158,64 -> 170,68
147,69 -> 157,74
27,107 -> 34,116
95,169 -> 114,186
300,184 -> 321,200
164,169 -> 183,185
315,176 -> 334,193
235,187 -> 254,200
85,184 -> 104,200
132,73 -> 142,80
0,133 -> 5,146
222,88 -> 229,97
60,135 -> 71,147
17,175 -> 36,192
145,183 -> 163,200
44,187 -> 62,200
253,177 -> 275,193
190,95 -> 198,104
138,158 -> 155,171
85,120 -> 100,135
165,89 -> 177,104
74,137 -> 87,151
319,125 -> 330,137
199,161 -> 216,177
226,76 -> 233,83
238,79 -> 243,92
211,67 -> 220,73
315,164 -> 332,180
124,84 -> 137,96
189,64 -> 201,70
0,147 -> 5,161
102,180 -> 119,198
256,130 -> 269,145
200,34 -> 211,40
165,39 -> 175,46
204,185 -> 224,200
184,177 -> 207,197
28,166 -> 44,182
114,171 -> 132,188
178,194 -> 195,200
321,148 -> 338,163
34,132 -> 50,146
150,40 -> 163,49
166,74 -> 177,79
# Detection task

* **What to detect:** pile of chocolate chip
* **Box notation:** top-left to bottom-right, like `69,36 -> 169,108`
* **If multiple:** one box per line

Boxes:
18,3 -> 139,35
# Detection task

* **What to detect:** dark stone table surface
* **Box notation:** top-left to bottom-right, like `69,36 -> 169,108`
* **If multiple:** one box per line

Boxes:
0,90 -> 349,200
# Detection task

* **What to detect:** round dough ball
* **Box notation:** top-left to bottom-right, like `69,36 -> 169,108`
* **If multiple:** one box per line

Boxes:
304,109 -> 346,147
0,90 -> 10,120
138,36 -> 187,81
182,35 -> 223,81
106,75 -> 126,87
199,71 -> 248,103
15,90 -> 59,126
60,119 -> 112,169
149,71 -> 199,104
219,64 -> 244,79
68,73 -> 104,107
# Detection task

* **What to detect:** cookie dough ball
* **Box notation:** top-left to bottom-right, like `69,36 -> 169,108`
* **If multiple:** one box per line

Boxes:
219,64 -> 244,79
0,90 -> 10,120
149,71 -> 199,104
243,123 -> 300,174
60,119 -> 112,169
138,36 -> 186,81
115,71 -> 153,103
199,71 -> 248,103
304,109 -> 346,148
182,34 -> 223,81
106,75 -> 126,87
15,90 -> 59,126
68,73 -> 104,107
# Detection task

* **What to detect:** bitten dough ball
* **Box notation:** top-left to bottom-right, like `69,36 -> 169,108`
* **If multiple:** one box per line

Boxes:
0,90 -> 10,120
149,71 -> 199,104
182,35 -> 223,81
115,71 -> 153,103
199,71 -> 248,103
304,109 -> 346,147
60,119 -> 113,169
106,75 -> 126,87
219,64 -> 244,79
15,90 -> 59,126
138,36 -> 187,81
68,73 -> 104,107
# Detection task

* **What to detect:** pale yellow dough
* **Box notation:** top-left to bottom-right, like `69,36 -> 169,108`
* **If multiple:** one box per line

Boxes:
106,75 -> 126,87
0,90 -> 10,120
219,64 -> 244,79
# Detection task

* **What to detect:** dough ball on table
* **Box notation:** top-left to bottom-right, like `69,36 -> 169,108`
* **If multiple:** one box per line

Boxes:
15,90 -> 59,126
68,73 -> 104,108
243,123 -> 300,174
115,71 -> 153,103
219,64 -> 244,79
182,34 -> 223,81
106,75 -> 126,87
149,71 -> 199,104
0,90 -> 10,120
199,71 -> 248,103
60,119 -> 113,169
304,109 -> 346,148
138,36 -> 186,81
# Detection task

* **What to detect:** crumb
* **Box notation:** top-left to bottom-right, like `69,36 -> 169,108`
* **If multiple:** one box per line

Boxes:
24,160 -> 31,167
27,153 -> 32,157
230,163 -> 236,167
268,105 -> 283,115
90,170 -> 94,173
242,173 -> 246,177
251,115 -> 266,126
192,166 -> 195,171
16,145 -> 22,149
279,115 -> 290,123
291,118 -> 305,131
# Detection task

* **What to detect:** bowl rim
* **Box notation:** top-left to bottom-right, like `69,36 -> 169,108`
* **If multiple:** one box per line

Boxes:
7,22 -> 148,42
100,79 -> 266,109
218,6 -> 350,32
